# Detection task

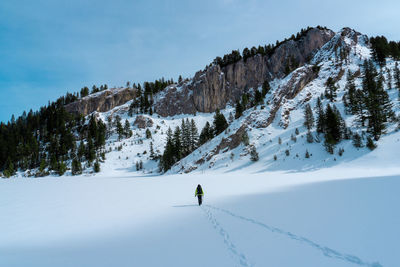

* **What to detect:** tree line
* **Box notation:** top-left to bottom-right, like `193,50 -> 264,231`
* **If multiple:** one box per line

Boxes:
212,26 -> 328,69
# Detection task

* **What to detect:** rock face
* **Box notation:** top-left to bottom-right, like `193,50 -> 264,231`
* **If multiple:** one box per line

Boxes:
133,115 -> 153,129
155,27 -> 335,117
65,88 -> 135,116
154,85 -> 196,117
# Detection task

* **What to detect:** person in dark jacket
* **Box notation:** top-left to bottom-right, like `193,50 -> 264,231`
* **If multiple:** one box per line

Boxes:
195,184 -> 204,206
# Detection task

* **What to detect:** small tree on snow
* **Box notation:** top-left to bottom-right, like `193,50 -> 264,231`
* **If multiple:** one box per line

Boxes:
250,147 -> 259,161
303,103 -> 314,131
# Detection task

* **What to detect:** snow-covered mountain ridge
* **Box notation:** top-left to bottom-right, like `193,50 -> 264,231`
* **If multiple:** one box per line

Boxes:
3,26 -> 400,178
73,27 -> 400,177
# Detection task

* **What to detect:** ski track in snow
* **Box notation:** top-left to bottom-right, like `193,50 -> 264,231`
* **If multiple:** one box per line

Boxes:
202,206 -> 254,267
205,205 -> 382,267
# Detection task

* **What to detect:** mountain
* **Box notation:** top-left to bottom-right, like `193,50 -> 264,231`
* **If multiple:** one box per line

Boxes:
1,26 -> 400,178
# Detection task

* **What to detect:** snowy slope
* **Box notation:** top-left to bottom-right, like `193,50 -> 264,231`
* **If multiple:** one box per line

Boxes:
1,155 -> 399,266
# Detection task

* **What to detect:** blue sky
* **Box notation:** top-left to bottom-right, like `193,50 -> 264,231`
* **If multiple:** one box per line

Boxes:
1,0 -> 400,123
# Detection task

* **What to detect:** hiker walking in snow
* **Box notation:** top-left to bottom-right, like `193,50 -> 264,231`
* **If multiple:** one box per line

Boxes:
195,184 -> 204,206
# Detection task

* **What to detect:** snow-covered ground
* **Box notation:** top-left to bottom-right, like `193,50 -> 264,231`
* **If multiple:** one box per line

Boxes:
1,137 -> 400,267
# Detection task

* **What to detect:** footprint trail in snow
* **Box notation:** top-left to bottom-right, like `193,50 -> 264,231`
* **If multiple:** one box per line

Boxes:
202,206 -> 253,267
205,205 -> 382,267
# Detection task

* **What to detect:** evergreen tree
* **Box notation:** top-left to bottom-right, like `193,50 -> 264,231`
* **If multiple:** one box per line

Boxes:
352,133 -> 363,148
57,161 -> 67,176
316,97 -> 325,133
86,138 -> 96,163
199,122 -> 213,145
150,142 -> 155,160
173,126 -> 182,161
181,119 -> 191,156
254,90 -> 263,104
78,141 -> 85,161
94,160 -> 100,173
262,80 -> 270,97
325,77 -> 337,102
71,158 -> 82,175
303,103 -> 314,131
146,129 -> 152,139
241,94 -> 249,109
250,147 -> 259,161
213,109 -> 228,136
124,120 -> 132,138
189,119 -> 199,152
362,60 -> 394,140
161,127 -> 174,172
387,69 -> 392,90
4,157 -> 15,177
323,104 -> 342,153
116,120 -> 124,140
235,101 -> 243,119
366,136 -> 377,150
306,131 -> 314,143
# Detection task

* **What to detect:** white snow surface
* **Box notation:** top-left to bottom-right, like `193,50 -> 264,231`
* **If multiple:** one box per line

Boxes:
1,152 -> 399,267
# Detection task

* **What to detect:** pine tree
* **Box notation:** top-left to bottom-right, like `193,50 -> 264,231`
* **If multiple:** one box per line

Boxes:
213,109 -> 228,136
189,119 -> 199,151
306,131 -> 314,143
124,120 -> 132,138
366,136 -> 377,150
149,142 -> 155,160
254,90 -> 263,104
4,157 -> 15,177
363,60 -> 394,140
303,103 -> 314,131
161,127 -> 174,172
323,104 -> 342,153
116,120 -> 124,141
86,138 -> 96,163
352,133 -> 363,148
325,77 -> 337,102
387,69 -> 392,89
173,127 -> 182,161
57,161 -> 67,176
94,159 -> 100,173
241,94 -> 249,109
262,80 -> 270,97
250,147 -> 259,161
199,122 -> 213,145
78,141 -> 85,161
136,161 -> 140,171
71,158 -> 82,175
316,97 -> 325,133
235,101 -> 243,119
146,129 -> 152,139
181,119 -> 190,156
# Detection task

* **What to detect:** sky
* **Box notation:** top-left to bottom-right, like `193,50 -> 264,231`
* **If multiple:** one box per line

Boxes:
1,0 -> 400,123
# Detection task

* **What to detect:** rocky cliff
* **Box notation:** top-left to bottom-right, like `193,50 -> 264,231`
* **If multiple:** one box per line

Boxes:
155,27 -> 335,116
65,87 -> 135,116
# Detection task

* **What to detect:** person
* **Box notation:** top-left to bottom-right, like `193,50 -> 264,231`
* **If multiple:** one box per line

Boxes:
195,184 -> 204,206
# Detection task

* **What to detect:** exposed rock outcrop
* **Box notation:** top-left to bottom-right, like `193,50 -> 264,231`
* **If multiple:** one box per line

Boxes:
154,85 -> 196,117
133,115 -> 153,129
65,88 -> 135,116
155,27 -> 335,117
